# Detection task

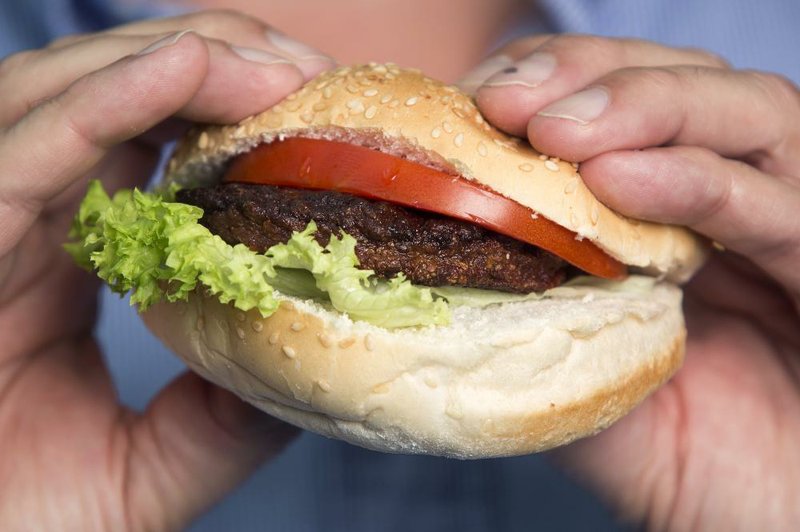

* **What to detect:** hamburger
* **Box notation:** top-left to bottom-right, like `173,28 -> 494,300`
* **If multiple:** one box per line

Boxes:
68,64 -> 706,458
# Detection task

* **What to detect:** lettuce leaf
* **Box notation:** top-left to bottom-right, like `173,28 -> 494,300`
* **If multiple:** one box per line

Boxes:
65,181 -> 449,328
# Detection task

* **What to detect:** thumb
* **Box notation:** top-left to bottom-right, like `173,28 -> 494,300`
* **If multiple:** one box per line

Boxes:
124,372 -> 298,531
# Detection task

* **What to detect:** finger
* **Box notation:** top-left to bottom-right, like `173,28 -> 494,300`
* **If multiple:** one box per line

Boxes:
579,146 -> 800,291
0,32 -> 306,126
471,34 -> 728,136
529,66 -> 800,174
124,372 -> 298,530
0,30 -> 298,259
456,35 -> 551,94
82,9 -> 334,78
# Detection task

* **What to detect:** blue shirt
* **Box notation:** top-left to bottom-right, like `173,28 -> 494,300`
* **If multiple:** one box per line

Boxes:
2,1 -> 798,530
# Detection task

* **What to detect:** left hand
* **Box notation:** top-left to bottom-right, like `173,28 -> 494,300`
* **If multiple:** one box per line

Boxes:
466,35 -> 800,530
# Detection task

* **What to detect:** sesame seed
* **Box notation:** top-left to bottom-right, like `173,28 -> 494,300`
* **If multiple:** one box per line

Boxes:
286,92 -> 297,101
235,312 -> 245,322
196,317 -> 205,331
452,107 -> 467,118
424,376 -> 438,388
268,116 -> 284,129
380,94 -> 392,104
590,203 -> 600,225
285,101 -> 302,112
388,99 -> 400,108
236,327 -> 246,340
373,65 -> 387,73
363,88 -> 378,97
317,380 -> 332,392
519,163 -> 534,172
197,132 -> 209,149
564,180 -> 578,194
372,382 -> 391,394
268,332 -> 279,345
445,403 -> 463,420
442,121 -> 454,133
318,333 -> 333,348
570,212 -> 580,227
364,105 -> 378,119
338,337 -> 356,349
300,112 -> 314,124
454,133 -> 464,147
505,253 -> 510,260
251,321 -> 263,332
312,102 -> 328,112
552,157 -> 561,163
475,113 -> 485,125
431,127 -> 442,138
346,84 -> 359,94
385,72 -> 396,80
346,99 -> 365,113
290,321 -> 305,332
545,160 -> 559,171
322,86 -> 333,99
477,142 -> 488,157
364,334 -> 375,351
405,96 -> 418,106
538,154 -> 548,161
571,162 -> 580,169
282,346 -> 296,358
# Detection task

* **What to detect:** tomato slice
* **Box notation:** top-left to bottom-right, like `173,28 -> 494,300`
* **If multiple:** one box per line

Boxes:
223,137 -> 625,280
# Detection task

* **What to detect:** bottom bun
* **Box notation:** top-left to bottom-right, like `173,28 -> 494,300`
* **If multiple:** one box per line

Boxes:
142,278 -> 685,458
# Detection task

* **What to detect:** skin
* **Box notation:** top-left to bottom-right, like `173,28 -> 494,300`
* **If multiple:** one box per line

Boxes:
0,8 -> 798,532
473,35 -> 800,529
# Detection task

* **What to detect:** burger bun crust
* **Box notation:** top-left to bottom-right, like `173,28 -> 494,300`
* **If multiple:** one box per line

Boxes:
142,280 -> 684,458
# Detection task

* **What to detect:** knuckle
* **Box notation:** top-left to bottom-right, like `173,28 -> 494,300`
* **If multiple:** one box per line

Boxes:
748,70 -> 800,106
0,50 -> 36,78
680,47 -> 730,68
47,33 -> 89,49
613,65 -> 682,91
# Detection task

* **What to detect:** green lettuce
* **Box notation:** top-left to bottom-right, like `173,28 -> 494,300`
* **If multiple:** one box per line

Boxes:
66,181 -> 449,328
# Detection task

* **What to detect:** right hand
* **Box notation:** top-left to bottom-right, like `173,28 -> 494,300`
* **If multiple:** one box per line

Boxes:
0,10 -> 333,530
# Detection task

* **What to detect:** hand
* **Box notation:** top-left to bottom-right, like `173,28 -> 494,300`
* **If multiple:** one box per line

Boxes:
0,10 -> 334,530
468,35 -> 800,530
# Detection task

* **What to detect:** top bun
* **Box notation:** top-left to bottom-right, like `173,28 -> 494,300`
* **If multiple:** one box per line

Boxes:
165,64 -> 706,281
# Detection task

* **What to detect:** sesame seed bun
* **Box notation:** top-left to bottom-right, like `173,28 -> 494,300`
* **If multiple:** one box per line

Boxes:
142,279 -> 685,458
165,63 -> 707,281
145,64 -> 703,457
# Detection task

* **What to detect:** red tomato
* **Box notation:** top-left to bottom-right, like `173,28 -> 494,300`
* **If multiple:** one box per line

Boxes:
224,138 -> 625,280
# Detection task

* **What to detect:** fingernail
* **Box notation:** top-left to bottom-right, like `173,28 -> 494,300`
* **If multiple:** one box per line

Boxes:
457,54 -> 514,94
136,29 -> 194,56
266,29 -> 332,62
537,86 -> 610,125
231,45 -> 293,66
482,52 -> 557,89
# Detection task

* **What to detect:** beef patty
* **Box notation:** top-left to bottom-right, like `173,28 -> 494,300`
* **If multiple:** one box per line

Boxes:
176,183 -> 567,293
